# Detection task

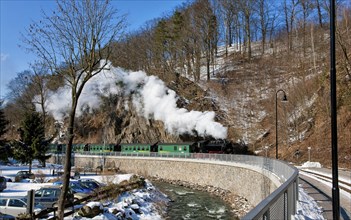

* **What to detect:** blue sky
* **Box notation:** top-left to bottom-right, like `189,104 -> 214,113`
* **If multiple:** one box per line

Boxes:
0,0 -> 187,100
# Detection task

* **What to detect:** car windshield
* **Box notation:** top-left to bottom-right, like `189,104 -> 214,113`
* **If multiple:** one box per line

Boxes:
70,183 -> 84,191
9,199 -> 26,207
35,190 -> 43,197
79,181 -> 99,189
44,189 -> 56,197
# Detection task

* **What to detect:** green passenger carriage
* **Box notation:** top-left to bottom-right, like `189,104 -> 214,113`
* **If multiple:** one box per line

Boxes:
157,142 -> 195,156
120,143 -> 152,155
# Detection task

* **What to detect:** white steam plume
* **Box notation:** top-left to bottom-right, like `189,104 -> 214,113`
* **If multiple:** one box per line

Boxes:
35,61 -> 227,139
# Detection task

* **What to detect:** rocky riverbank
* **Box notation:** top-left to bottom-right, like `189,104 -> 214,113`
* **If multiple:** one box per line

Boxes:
149,177 -> 253,218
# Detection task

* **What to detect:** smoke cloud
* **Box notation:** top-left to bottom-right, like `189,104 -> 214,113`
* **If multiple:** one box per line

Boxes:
35,61 -> 227,139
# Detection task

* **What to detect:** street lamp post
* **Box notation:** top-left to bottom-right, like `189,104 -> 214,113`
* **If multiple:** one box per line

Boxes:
329,0 -> 340,218
275,89 -> 288,159
308,147 -> 311,161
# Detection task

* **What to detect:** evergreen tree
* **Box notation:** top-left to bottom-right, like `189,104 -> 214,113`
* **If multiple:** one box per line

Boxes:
0,101 -> 10,161
12,109 -> 49,171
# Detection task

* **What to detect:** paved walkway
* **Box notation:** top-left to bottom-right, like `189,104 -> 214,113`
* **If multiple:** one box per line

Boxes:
299,168 -> 351,220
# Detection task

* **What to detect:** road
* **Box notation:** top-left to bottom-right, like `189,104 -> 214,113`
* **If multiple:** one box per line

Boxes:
299,167 -> 351,220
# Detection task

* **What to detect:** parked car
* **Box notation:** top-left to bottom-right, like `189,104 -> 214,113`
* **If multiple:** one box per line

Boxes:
34,185 -> 87,208
0,213 -> 15,220
53,180 -> 93,194
0,197 -> 43,217
78,178 -> 103,190
0,176 -> 7,191
14,171 -> 35,182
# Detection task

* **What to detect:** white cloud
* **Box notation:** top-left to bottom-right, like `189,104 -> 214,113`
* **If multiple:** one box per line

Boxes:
1,53 -> 9,62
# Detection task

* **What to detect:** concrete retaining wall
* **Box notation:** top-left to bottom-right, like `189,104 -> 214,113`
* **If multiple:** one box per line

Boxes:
49,154 -> 281,206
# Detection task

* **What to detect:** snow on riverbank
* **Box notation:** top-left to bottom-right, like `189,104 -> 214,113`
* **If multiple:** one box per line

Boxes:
0,164 -> 170,220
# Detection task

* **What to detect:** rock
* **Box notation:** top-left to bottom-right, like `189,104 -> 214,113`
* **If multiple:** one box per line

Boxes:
124,208 -> 137,220
130,204 -> 141,214
78,204 -> 103,218
130,204 -> 139,210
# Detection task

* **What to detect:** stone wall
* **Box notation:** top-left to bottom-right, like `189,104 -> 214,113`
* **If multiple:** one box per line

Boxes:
49,154 -> 281,206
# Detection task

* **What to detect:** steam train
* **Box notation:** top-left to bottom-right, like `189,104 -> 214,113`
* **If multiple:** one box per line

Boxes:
50,139 -> 248,155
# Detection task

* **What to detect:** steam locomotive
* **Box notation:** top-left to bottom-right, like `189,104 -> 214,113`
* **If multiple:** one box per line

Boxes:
51,139 -> 248,155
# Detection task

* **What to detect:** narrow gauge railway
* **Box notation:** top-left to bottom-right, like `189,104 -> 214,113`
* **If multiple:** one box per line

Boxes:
49,139 -> 248,156
299,169 -> 351,219
299,169 -> 351,194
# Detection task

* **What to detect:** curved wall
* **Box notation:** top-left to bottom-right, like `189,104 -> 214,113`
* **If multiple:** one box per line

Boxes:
65,155 -> 281,206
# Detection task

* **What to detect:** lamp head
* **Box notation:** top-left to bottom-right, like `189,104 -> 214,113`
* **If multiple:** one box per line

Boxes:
282,94 -> 288,102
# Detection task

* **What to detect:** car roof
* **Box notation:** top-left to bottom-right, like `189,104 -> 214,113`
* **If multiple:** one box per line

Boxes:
38,185 -> 62,189
0,196 -> 26,200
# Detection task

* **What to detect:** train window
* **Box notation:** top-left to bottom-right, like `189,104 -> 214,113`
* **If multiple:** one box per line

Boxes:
184,146 -> 187,151
142,147 -> 144,150
160,147 -> 163,151
174,146 -> 177,151
138,147 -> 140,150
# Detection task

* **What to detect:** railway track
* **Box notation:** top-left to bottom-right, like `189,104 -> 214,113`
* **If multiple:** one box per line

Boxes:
299,169 -> 351,220
299,169 -> 351,194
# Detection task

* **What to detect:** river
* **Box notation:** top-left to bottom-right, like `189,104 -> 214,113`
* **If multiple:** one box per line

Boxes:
154,181 -> 238,220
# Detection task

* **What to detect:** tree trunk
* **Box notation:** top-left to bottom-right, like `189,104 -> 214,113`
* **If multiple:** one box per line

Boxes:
57,95 -> 78,219
29,161 -> 32,173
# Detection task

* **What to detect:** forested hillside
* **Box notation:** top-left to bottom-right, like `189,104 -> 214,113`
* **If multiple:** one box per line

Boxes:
1,0 -> 350,168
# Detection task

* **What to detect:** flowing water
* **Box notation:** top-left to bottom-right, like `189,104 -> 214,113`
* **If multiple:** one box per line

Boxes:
154,181 -> 238,220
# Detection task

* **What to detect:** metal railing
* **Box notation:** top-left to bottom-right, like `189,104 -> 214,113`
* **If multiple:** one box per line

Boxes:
68,152 -> 299,220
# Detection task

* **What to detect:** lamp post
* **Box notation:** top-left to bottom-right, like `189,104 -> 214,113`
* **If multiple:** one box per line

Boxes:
308,147 -> 311,161
329,0 -> 340,218
264,146 -> 269,157
275,89 -> 288,159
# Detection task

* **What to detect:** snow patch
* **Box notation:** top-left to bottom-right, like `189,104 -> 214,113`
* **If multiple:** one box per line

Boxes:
300,161 -> 322,168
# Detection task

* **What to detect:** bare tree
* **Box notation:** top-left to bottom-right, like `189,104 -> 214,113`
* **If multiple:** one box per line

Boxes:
283,0 -> 299,52
29,62 -> 51,130
22,0 -> 126,218
6,70 -> 33,111
315,0 -> 324,27
239,0 -> 256,60
257,0 -> 278,55
192,0 -> 217,80
219,0 -> 237,56
298,0 -> 314,57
